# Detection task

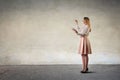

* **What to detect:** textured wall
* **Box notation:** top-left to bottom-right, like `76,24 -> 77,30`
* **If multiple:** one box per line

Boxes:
0,0 -> 120,65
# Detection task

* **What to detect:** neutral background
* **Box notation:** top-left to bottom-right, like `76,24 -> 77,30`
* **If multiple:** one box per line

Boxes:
0,0 -> 120,65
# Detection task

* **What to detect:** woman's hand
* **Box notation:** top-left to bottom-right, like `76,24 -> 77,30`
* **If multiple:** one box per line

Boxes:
80,34 -> 86,37
72,28 -> 78,34
75,19 -> 78,25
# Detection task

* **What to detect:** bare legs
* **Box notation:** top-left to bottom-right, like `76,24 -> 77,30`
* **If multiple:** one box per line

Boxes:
82,55 -> 86,71
85,55 -> 89,69
81,54 -> 89,72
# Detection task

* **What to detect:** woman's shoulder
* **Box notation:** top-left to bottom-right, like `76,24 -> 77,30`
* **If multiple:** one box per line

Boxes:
82,24 -> 88,29
85,25 -> 90,29
84,24 -> 88,27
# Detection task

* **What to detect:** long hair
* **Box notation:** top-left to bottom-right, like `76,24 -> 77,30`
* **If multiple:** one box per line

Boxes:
84,17 -> 91,32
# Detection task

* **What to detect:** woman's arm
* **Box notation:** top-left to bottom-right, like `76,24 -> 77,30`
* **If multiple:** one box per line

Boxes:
72,19 -> 79,35
72,19 -> 83,35
72,28 -> 85,36
84,28 -> 90,35
77,32 -> 86,37
78,26 -> 89,36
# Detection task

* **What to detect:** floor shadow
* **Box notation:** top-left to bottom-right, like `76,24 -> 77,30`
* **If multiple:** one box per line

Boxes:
80,71 -> 96,74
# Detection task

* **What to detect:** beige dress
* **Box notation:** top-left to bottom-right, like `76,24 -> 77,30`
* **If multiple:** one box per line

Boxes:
75,24 -> 92,55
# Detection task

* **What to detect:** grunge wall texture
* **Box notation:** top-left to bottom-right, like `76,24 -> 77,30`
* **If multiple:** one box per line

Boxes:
0,0 -> 120,64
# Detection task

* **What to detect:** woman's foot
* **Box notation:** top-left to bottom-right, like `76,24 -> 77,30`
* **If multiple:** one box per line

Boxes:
80,68 -> 88,73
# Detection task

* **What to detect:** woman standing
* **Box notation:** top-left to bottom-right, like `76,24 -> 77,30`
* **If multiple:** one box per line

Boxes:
72,17 -> 92,73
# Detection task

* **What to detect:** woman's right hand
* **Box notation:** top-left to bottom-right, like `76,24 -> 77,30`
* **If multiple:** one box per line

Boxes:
75,19 -> 78,25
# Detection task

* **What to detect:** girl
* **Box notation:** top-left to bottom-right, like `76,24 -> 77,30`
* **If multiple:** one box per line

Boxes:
72,17 -> 92,73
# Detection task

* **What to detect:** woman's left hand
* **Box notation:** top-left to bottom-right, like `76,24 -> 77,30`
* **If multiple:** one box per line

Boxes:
72,28 -> 78,34
80,34 -> 85,37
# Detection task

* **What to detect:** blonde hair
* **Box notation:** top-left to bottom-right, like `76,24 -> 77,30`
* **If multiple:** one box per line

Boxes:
84,17 -> 91,32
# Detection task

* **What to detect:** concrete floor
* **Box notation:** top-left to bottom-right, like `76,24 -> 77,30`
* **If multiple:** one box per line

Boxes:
0,65 -> 120,80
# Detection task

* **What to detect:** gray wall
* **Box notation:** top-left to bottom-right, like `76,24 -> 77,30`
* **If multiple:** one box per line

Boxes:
0,0 -> 120,65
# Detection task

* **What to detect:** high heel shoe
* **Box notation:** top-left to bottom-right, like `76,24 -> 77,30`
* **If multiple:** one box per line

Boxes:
86,68 -> 89,71
80,70 -> 87,73
80,68 -> 88,73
